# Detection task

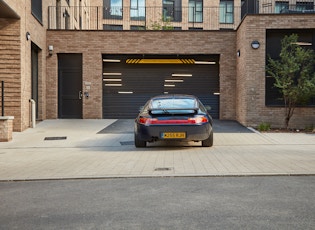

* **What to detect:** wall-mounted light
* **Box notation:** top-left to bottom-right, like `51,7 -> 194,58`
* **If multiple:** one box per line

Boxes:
251,40 -> 260,49
26,32 -> 30,41
48,45 -> 53,55
237,50 -> 240,57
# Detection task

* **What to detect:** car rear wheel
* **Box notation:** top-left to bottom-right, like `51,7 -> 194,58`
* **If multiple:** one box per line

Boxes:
135,134 -> 146,147
202,131 -> 213,147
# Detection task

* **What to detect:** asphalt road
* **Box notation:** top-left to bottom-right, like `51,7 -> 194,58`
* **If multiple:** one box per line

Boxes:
1,176 -> 315,230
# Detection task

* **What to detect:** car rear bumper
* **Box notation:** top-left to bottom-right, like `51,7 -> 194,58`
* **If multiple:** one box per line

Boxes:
135,123 -> 212,142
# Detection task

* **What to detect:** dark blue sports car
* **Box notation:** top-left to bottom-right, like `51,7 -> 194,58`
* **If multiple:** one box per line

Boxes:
134,94 -> 214,147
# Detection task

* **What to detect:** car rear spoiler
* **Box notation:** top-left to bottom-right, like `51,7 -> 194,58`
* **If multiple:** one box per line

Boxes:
148,107 -> 199,114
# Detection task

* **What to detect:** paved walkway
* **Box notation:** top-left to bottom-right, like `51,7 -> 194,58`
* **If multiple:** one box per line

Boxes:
0,119 -> 314,181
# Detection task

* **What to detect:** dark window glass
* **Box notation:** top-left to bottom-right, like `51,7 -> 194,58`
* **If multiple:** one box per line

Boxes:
163,0 -> 182,22
266,29 -> 315,106
296,1 -> 314,11
130,25 -> 145,30
103,24 -> 123,30
103,0 -> 123,19
275,1 -> 289,13
31,0 -> 42,23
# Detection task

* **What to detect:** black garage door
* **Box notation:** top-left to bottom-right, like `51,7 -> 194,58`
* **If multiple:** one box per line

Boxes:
102,54 -> 220,119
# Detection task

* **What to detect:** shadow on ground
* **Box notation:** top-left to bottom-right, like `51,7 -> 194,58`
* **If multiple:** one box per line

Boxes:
98,119 -> 253,134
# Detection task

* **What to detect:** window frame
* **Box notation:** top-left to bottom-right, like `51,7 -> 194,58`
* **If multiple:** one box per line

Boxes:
31,0 -> 43,24
162,0 -> 182,22
219,0 -> 234,24
275,1 -> 289,13
103,0 -> 123,20
188,0 -> 203,23
130,0 -> 146,21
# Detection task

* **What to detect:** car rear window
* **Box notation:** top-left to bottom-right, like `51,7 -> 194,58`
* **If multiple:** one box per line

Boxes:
150,98 -> 197,114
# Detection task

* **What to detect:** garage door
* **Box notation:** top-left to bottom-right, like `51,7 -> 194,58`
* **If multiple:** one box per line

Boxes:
102,55 -> 220,119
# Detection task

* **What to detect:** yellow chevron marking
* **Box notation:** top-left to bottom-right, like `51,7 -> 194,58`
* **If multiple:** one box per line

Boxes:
126,59 -> 195,64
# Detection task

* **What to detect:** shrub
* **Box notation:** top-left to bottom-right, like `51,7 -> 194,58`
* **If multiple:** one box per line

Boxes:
258,122 -> 271,132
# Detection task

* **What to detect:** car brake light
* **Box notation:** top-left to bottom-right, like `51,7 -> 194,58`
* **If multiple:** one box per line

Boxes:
139,117 -> 208,125
139,117 -> 158,125
188,116 -> 208,124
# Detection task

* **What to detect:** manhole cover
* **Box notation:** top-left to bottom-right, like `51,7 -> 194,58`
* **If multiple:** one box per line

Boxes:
154,167 -> 173,171
44,136 -> 67,141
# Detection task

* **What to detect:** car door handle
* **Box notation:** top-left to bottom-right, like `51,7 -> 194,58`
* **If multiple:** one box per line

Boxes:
79,91 -> 83,99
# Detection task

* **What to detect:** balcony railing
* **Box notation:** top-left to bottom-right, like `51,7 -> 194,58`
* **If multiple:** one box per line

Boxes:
48,2 -> 315,31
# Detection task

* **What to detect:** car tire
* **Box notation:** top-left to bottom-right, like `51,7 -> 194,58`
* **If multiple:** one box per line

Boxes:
202,131 -> 213,147
135,134 -> 146,148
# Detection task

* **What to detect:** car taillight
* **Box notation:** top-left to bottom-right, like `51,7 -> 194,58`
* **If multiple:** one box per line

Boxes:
139,116 -> 208,125
139,117 -> 157,125
188,116 -> 208,124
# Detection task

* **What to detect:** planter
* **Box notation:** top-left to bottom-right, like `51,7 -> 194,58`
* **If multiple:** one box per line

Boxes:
0,116 -> 14,142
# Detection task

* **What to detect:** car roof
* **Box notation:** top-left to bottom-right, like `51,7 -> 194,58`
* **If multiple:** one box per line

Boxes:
150,94 -> 198,101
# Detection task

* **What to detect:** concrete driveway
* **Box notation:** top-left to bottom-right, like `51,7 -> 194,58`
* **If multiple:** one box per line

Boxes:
0,119 -> 314,181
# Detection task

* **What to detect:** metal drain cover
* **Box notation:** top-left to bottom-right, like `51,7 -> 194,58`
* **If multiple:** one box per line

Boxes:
154,167 -> 173,171
44,136 -> 67,141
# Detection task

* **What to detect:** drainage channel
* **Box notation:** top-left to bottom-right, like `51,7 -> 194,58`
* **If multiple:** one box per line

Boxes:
44,136 -> 67,141
154,167 -> 173,171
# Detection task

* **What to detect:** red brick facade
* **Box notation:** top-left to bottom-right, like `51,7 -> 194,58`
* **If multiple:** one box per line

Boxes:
1,0 -> 314,131
236,14 -> 315,128
46,30 -> 236,120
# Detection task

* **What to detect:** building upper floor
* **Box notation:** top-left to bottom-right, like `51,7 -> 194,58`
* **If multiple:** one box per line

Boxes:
47,0 -> 315,31
1,0 -> 315,31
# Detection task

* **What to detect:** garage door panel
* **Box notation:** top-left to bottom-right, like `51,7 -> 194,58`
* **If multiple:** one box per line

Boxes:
103,94 -> 156,118
103,55 -> 220,119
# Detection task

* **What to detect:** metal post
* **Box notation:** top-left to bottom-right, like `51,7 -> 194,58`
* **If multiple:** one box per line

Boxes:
1,81 -> 4,116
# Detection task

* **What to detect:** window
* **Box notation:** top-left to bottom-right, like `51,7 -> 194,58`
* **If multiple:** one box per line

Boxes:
130,0 -> 145,21
31,0 -> 42,23
266,30 -> 315,106
130,25 -> 145,30
275,1 -> 288,13
103,0 -> 123,19
163,0 -> 182,22
296,1 -> 314,11
189,0 -> 203,23
64,10 -> 70,30
220,0 -> 234,24
103,24 -> 123,30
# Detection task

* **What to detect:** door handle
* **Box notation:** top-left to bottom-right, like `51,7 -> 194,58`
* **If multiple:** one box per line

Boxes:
79,91 -> 83,99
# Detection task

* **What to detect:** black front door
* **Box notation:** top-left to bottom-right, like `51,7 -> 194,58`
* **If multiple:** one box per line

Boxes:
58,54 -> 82,118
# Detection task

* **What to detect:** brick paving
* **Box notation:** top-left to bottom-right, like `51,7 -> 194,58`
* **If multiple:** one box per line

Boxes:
0,119 -> 314,181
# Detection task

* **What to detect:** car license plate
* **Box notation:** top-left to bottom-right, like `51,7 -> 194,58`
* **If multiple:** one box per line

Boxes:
161,132 -> 186,139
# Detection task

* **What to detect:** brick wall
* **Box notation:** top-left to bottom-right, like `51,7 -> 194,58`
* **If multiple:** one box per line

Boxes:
1,0 -> 55,131
237,14 -> 315,129
46,30 -> 237,120
0,19 -> 21,131
0,117 -> 14,141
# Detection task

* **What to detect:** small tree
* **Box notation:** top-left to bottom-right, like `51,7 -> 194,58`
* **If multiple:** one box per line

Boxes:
146,15 -> 174,30
267,34 -> 315,129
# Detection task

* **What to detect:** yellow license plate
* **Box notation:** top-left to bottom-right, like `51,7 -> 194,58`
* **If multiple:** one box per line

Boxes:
161,132 -> 186,139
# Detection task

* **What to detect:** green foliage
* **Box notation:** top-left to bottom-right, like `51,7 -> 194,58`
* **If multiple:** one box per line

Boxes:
146,15 -> 174,30
266,34 -> 315,129
258,122 -> 271,132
